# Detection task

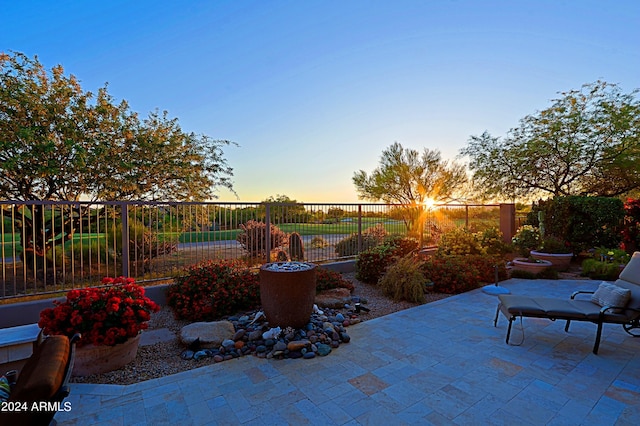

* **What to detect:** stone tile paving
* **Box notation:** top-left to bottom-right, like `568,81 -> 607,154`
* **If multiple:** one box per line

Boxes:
55,278 -> 640,425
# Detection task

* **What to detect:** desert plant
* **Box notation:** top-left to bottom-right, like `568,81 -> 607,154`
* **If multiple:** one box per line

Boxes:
335,224 -> 388,257
379,254 -> 426,303
511,225 -> 541,256
422,255 -> 507,294
538,235 -> 572,254
384,235 -> 420,256
438,227 -> 486,256
310,236 -> 329,248
315,268 -> 355,293
288,232 -> 305,260
355,244 -> 398,283
527,196 -> 624,252
167,259 -> 260,321
477,227 -> 510,255
581,258 -> 623,281
236,220 -> 288,258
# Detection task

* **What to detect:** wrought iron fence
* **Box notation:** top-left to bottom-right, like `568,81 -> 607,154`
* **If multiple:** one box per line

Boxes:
1,200 -> 504,299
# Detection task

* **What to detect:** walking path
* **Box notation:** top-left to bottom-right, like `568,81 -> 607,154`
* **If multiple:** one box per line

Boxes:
56,278 -> 640,425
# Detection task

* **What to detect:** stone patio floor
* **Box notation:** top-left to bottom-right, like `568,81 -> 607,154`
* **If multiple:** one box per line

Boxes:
56,278 -> 640,425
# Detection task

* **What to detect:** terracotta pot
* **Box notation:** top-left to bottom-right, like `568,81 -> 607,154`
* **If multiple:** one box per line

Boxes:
529,251 -> 573,271
259,262 -> 317,328
512,258 -> 552,275
73,333 -> 141,376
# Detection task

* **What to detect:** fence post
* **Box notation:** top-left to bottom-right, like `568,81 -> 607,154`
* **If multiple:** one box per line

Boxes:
120,202 -> 130,277
499,203 -> 516,244
265,203 -> 271,263
357,205 -> 362,253
465,205 -> 469,229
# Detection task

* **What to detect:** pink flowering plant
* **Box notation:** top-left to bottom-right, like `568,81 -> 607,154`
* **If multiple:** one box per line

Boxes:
38,277 -> 160,347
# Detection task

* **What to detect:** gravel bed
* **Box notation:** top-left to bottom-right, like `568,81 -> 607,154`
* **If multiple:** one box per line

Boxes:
70,273 -> 450,385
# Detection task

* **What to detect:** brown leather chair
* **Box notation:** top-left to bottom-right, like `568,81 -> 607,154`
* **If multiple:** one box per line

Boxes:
0,333 -> 80,426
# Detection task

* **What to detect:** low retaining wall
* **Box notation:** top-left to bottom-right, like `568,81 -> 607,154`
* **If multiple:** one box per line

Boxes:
0,261 -> 356,329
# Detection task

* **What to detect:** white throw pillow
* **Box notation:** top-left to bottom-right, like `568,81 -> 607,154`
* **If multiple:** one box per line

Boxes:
591,282 -> 631,313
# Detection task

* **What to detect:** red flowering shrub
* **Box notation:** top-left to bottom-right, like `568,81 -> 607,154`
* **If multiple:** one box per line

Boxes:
38,277 -> 160,347
622,198 -> 640,253
315,268 -> 355,294
421,255 -> 507,294
167,259 -> 260,321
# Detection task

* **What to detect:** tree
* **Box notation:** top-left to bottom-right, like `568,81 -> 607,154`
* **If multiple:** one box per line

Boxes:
461,81 -> 640,200
352,142 -> 467,204
0,52 -> 235,272
260,194 -> 308,224
0,52 -> 235,202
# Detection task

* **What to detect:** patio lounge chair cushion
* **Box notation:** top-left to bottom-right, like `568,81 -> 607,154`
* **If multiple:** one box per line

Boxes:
0,376 -> 10,401
10,335 -> 69,402
591,281 -> 631,313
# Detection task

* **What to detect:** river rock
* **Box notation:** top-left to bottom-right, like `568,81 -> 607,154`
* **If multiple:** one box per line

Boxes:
287,340 -> 310,351
180,321 -> 235,349
315,288 -> 352,309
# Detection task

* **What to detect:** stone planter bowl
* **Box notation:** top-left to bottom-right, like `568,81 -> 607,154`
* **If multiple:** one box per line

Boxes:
512,258 -> 553,275
530,250 -> 573,271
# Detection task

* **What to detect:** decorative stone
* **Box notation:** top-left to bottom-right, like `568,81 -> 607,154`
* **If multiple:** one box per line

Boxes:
233,329 -> 246,341
180,349 -> 194,360
316,343 -> 332,356
248,330 -> 263,341
180,321 -> 235,349
287,340 -> 310,351
222,339 -> 236,350
193,350 -> 208,360
315,288 -> 352,309
303,352 -> 316,359
274,341 -> 287,352
340,332 -> 351,343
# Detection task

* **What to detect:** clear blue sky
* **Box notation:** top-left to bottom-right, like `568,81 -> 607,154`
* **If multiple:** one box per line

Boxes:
2,0 -> 639,202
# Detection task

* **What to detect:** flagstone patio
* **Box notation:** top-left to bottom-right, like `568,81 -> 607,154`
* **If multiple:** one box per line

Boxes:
55,278 -> 640,425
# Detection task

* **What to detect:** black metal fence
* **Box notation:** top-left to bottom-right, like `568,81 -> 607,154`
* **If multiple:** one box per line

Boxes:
1,201 -> 505,299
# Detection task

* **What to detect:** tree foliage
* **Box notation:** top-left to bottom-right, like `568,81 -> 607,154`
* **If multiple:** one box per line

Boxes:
461,81 -> 640,199
352,142 -> 468,204
0,51 -> 235,202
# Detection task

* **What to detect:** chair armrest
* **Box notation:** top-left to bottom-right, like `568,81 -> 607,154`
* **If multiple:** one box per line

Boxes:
571,290 -> 595,300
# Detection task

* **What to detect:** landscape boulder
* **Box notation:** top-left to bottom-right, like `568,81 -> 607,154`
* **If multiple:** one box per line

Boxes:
180,321 -> 235,348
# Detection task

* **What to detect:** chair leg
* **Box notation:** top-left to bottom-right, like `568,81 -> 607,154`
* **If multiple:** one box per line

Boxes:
593,322 -> 603,354
494,304 -> 502,327
506,318 -> 513,344
565,319 -> 571,332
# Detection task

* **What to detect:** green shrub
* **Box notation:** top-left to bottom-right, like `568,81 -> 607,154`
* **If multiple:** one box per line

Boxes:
236,220 -> 288,258
167,259 -> 260,321
315,268 -> 355,293
478,227 -> 510,255
581,258 -> 623,281
510,267 -> 559,280
511,225 -> 541,256
528,196 -> 624,253
355,244 -> 398,283
384,235 -> 420,256
539,235 -> 572,254
422,255 -> 507,294
335,224 -> 388,257
379,255 -> 426,303
438,227 -> 486,256
310,236 -> 329,248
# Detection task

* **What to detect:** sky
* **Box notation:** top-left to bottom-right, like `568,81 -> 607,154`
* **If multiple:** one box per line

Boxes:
2,0 -> 639,203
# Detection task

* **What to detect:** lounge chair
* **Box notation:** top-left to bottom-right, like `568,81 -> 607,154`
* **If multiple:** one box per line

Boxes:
0,333 -> 80,425
494,252 -> 640,354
